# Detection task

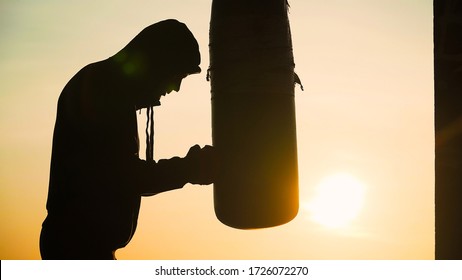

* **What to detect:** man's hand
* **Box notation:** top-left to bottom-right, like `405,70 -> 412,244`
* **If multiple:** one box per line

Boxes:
184,144 -> 217,185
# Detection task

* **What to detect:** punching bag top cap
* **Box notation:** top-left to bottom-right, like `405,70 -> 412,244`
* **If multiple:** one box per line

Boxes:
122,19 -> 201,75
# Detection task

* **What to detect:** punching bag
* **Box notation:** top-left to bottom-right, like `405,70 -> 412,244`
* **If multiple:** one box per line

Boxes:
209,0 -> 299,229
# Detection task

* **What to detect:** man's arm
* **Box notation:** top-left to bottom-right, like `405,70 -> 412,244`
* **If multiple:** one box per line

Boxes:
134,145 -> 216,196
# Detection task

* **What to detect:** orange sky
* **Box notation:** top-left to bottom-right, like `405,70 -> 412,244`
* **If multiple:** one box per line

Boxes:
0,0 -> 434,259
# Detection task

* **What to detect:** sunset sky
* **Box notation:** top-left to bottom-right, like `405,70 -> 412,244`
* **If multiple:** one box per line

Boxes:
0,0 -> 434,259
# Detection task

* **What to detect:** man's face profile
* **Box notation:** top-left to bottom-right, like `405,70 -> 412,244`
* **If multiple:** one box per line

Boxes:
134,70 -> 196,109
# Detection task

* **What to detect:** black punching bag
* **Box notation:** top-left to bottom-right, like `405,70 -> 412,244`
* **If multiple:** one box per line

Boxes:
209,0 -> 299,229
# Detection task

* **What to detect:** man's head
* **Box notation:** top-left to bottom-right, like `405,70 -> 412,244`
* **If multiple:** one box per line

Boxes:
113,19 -> 201,108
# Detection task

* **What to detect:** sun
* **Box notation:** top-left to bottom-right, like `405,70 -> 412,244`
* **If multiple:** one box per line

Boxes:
304,172 -> 366,228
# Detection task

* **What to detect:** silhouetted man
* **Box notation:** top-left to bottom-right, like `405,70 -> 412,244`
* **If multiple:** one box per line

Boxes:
40,19 -> 215,259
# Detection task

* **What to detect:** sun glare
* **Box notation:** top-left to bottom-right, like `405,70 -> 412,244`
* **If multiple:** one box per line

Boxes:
305,173 -> 366,228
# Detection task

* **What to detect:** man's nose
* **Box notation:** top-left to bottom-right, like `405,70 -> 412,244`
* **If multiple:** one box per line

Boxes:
172,78 -> 182,92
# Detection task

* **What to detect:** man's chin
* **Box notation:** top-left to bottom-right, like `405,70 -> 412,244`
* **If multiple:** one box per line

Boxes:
148,99 -> 161,107
136,99 -> 161,110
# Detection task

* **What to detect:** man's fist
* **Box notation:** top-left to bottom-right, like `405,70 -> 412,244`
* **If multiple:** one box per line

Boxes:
184,144 -> 217,185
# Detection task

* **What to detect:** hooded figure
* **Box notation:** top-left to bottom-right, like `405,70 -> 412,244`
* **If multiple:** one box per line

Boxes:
40,19 -> 215,260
